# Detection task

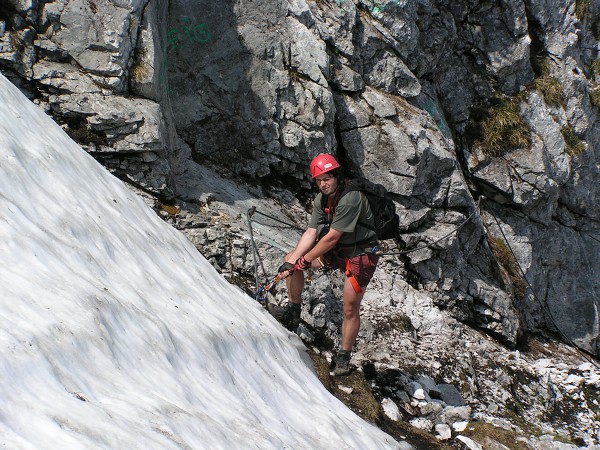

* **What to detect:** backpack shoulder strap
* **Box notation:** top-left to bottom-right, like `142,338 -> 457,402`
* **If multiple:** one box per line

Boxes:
321,180 -> 353,224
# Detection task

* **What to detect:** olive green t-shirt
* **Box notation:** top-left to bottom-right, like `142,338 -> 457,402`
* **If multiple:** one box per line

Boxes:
308,190 -> 378,256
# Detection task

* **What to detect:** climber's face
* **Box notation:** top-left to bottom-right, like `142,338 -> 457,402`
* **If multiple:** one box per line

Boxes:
315,173 -> 338,196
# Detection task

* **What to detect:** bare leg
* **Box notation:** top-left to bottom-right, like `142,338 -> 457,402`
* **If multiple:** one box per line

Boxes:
285,269 -> 304,304
284,255 -> 323,304
340,276 -> 365,351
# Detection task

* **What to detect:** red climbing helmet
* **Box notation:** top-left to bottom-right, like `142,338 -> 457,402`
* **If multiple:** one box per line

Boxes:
309,154 -> 341,178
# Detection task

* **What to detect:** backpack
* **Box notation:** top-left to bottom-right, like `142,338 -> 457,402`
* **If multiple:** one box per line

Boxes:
320,177 -> 400,241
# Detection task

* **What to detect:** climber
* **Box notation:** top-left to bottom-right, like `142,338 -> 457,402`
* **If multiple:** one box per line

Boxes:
270,153 -> 380,376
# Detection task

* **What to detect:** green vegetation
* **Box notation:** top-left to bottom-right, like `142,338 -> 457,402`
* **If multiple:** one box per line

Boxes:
590,87 -> 600,109
531,53 -> 550,78
476,99 -> 531,157
66,123 -> 107,147
561,124 -> 585,155
592,60 -> 600,79
462,421 -> 533,450
130,47 -> 149,83
332,372 -> 382,423
532,77 -> 564,107
592,19 -> 600,41
575,0 -> 589,20
307,350 -> 452,449
374,313 -> 415,336
528,53 -> 564,107
156,201 -> 180,217
488,237 -> 527,300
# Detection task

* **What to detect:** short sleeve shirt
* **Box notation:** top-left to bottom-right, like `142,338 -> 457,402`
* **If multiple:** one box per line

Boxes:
309,190 -> 378,256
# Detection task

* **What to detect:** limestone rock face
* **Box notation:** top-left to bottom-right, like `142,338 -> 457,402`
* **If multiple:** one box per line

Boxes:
1,0 -> 174,195
1,0 -> 599,402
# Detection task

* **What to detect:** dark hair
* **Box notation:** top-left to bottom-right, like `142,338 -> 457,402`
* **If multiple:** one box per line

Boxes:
328,168 -> 345,182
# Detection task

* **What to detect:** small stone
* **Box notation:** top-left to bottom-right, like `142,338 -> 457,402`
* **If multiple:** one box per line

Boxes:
437,384 -> 467,406
409,417 -> 433,431
487,403 -> 499,414
396,390 -> 410,403
535,358 -> 553,367
482,437 -> 511,450
420,401 -> 443,416
382,398 -> 402,421
406,381 -> 425,399
457,435 -> 484,450
338,385 -> 353,394
435,423 -> 452,440
565,374 -> 584,385
441,405 -> 471,423
416,375 -> 438,393
453,421 -> 469,432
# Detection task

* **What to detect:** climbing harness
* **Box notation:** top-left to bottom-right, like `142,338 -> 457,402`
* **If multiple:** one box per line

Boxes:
247,198 -> 481,301
345,259 -> 363,294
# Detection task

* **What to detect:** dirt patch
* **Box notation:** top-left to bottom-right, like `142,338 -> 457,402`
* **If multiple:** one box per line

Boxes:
307,350 -> 452,449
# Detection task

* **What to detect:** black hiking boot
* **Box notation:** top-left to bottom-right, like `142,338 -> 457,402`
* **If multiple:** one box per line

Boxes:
333,350 -> 352,376
267,302 -> 301,331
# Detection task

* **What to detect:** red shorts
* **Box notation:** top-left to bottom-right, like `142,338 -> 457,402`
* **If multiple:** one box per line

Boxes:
322,249 -> 380,288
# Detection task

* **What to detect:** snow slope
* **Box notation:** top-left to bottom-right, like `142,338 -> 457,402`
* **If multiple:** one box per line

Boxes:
0,73 -> 404,449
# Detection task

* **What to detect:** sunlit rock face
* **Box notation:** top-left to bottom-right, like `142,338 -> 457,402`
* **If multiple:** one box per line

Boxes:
1,0 -> 599,396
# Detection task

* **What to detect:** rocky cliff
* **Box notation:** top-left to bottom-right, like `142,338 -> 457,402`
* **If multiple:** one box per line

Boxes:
2,0 -> 600,446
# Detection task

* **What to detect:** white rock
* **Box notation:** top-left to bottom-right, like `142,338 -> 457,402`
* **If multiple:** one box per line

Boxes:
522,384 -> 534,395
487,403 -> 499,414
435,423 -> 452,440
382,398 -> 402,421
453,421 -> 469,432
482,437 -> 511,449
420,401 -> 443,416
441,405 -> 471,423
406,381 -> 426,399
457,435 -> 484,450
565,374 -> 584,385
535,358 -> 553,370
337,385 -> 353,394
409,417 -> 433,431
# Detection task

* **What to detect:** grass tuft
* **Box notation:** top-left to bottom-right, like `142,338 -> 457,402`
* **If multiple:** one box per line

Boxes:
532,77 -> 564,107
156,202 -> 180,217
130,47 -> 149,82
592,60 -> 600,79
476,99 -> 531,157
561,124 -> 585,156
575,0 -> 589,20
463,422 -> 533,450
66,123 -> 107,147
488,237 -> 527,300
590,87 -> 600,109
592,19 -> 600,41
531,53 -> 550,78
